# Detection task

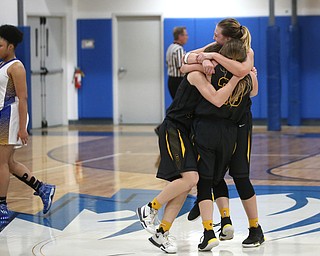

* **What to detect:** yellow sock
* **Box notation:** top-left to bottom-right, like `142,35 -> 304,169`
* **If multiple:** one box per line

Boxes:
202,220 -> 213,231
159,220 -> 172,233
249,218 -> 259,228
150,198 -> 162,210
220,208 -> 230,218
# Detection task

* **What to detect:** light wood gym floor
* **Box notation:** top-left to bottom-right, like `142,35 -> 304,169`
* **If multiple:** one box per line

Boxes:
1,124 -> 319,255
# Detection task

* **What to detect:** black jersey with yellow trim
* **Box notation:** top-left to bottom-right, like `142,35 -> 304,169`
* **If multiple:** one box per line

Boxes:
194,64 -> 252,124
165,75 -> 202,132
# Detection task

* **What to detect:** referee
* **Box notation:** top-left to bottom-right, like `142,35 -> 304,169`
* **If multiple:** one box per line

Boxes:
166,26 -> 188,99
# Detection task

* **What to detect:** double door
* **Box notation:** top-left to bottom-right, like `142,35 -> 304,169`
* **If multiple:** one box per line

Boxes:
28,16 -> 64,128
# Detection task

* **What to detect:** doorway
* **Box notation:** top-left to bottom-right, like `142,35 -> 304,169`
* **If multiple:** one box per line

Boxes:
27,16 -> 64,128
113,15 -> 164,124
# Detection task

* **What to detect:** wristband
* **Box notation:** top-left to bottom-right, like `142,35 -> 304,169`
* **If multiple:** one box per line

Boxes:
183,52 -> 191,64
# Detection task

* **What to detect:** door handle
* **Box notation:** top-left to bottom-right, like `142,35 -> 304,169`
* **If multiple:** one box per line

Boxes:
118,67 -> 127,75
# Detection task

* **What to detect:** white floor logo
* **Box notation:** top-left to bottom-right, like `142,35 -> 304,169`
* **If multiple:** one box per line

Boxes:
1,187 -> 319,255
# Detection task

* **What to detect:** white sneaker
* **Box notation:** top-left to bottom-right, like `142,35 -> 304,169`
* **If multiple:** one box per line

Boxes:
149,230 -> 177,254
136,204 -> 158,234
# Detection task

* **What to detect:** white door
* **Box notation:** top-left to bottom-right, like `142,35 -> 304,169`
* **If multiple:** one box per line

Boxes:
28,16 -> 64,128
114,15 -> 163,124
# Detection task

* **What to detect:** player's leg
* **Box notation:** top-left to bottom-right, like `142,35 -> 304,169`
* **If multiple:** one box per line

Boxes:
0,145 -> 13,221
8,150 -> 55,214
148,191 -> 188,254
213,179 -> 234,240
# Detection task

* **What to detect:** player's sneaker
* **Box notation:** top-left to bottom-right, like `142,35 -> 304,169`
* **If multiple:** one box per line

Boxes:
242,225 -> 265,248
0,204 -> 10,220
136,203 -> 158,234
149,228 -> 177,254
34,183 -> 56,214
198,229 -> 219,251
219,216 -> 234,240
187,199 -> 200,221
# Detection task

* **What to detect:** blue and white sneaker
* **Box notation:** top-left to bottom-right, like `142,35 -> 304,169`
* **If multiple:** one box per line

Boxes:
0,204 -> 10,220
34,184 -> 56,214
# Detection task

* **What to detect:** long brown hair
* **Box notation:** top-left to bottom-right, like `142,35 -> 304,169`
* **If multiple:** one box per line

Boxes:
218,18 -> 251,52
219,39 -> 252,106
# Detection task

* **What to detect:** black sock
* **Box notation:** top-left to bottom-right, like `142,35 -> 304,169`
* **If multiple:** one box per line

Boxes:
0,196 -> 7,205
157,227 -> 165,234
14,173 -> 43,192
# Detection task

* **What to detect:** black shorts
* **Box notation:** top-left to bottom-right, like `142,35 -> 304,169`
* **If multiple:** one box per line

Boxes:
193,117 -> 237,185
229,111 -> 252,178
157,120 -> 198,182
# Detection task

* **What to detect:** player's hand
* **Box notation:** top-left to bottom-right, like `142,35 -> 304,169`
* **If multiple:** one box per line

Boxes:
196,52 -> 209,63
18,129 -> 29,145
211,60 -> 218,74
251,66 -> 258,77
202,60 -> 215,75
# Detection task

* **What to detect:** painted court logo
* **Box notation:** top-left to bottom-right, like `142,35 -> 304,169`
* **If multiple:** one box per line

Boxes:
7,186 -> 320,241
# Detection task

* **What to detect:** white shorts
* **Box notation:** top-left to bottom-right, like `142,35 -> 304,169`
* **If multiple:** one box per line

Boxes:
0,102 -> 28,146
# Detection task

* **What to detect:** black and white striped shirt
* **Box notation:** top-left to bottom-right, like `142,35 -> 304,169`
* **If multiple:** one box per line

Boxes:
166,43 -> 185,77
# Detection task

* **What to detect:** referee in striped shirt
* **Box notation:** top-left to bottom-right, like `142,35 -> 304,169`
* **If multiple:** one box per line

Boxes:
166,26 -> 189,98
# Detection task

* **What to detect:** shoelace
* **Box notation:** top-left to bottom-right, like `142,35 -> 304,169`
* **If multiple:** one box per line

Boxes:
163,233 -> 176,246
152,212 -> 160,226
149,208 -> 160,226
199,234 -> 205,243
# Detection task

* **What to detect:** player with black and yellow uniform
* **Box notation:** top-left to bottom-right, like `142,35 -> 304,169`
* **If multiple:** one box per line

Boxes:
192,55 -> 253,251
136,41 -> 245,254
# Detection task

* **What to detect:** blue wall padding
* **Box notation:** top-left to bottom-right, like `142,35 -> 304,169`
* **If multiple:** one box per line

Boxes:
76,16 -> 320,121
16,26 -> 32,129
267,25 -> 282,131
298,16 -> 320,119
287,25 -> 301,125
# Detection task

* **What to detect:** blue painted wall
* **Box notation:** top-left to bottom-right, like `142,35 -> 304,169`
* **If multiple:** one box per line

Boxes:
77,19 -> 113,119
77,16 -> 319,121
16,26 -> 32,129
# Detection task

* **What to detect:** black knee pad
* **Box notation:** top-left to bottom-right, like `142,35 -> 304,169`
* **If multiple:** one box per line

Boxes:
212,179 -> 229,199
233,177 -> 255,200
197,178 -> 213,202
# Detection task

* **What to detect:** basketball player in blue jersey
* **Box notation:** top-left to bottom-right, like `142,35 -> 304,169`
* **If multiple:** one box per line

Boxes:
0,25 -> 55,225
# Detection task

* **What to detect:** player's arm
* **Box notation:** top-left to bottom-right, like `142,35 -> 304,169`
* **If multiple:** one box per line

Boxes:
197,48 -> 254,77
187,71 -> 241,108
180,63 -> 204,74
250,71 -> 258,97
183,42 -> 215,64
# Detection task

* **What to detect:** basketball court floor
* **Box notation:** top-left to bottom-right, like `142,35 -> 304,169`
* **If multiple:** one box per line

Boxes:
0,124 -> 319,255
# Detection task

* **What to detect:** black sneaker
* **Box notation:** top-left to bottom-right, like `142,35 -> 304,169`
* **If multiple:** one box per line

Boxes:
198,229 -> 219,251
187,200 -> 200,221
219,216 -> 234,240
242,225 -> 265,248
